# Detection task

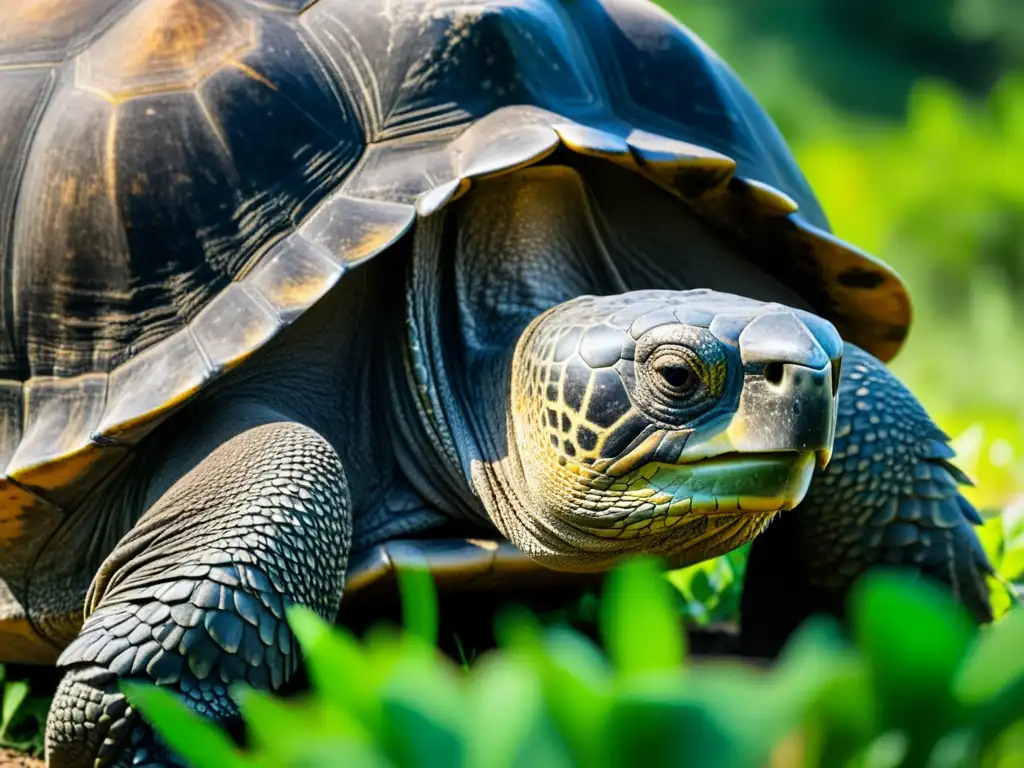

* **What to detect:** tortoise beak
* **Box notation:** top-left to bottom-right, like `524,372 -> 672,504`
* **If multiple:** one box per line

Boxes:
718,360 -> 838,459
817,447 -> 833,471
711,308 -> 841,468
665,308 -> 842,486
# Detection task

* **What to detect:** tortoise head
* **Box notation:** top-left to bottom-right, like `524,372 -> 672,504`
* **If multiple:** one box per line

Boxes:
502,289 -> 842,570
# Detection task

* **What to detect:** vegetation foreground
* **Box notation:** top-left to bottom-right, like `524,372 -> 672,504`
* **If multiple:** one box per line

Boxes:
76,561 -> 1024,768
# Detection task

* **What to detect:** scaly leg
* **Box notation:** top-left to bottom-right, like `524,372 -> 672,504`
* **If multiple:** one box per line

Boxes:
45,403 -> 351,767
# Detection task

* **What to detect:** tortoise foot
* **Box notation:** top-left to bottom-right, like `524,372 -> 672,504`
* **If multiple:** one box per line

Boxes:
46,664 -> 198,768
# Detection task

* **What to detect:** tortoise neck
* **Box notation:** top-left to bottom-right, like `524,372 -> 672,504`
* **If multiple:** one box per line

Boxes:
387,213 -> 490,525
398,168 -> 631,542
391,168 -> 636,542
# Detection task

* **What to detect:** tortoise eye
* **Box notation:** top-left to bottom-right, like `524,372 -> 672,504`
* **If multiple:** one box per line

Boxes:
631,329 -> 723,425
652,354 -> 699,396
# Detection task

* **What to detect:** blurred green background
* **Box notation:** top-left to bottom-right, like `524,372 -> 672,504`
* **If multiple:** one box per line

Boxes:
656,0 -> 1024,514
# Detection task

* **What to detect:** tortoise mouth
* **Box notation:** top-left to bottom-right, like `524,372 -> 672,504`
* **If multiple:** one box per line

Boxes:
577,450 -> 816,537
666,450 -> 816,513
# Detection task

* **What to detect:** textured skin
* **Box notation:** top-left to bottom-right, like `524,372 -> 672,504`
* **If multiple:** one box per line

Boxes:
739,344 -> 992,656
46,412 -> 351,767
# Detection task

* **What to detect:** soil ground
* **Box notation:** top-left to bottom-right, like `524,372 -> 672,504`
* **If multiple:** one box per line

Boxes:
0,748 -> 41,767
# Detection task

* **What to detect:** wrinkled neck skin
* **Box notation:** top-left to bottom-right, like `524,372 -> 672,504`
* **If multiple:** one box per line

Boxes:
391,166 -> 626,546
391,163 -> 815,569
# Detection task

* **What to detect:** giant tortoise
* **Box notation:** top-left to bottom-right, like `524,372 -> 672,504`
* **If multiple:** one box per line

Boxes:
0,0 -> 993,764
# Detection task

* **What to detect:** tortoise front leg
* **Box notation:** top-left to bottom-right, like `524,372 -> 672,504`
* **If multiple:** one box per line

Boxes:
45,403 -> 352,768
739,343 -> 994,657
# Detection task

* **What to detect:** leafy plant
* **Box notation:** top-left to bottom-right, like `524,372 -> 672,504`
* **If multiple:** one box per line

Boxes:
124,560 -> 1024,768
978,497 -> 1024,607
0,665 -> 49,755
667,543 -> 748,626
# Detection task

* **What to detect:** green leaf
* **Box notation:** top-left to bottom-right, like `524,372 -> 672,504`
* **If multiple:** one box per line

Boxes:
235,685 -> 313,755
851,570 -> 978,683
0,681 -> 28,740
668,555 -> 742,625
287,605 -> 382,729
379,693 -> 464,768
801,664 -> 879,768
963,677 -> 1024,755
773,615 -> 855,708
599,557 -> 684,677
606,685 -> 734,768
465,653 -> 570,768
248,740 -> 392,768
375,643 -> 466,768
955,605 -> 1024,704
607,666 -> 785,768
857,731 -> 909,768
850,570 -> 978,759
496,608 -> 612,768
979,717 -> 1024,768
121,682 -> 247,768
397,565 -> 439,649
997,503 -> 1024,583
777,618 -> 877,767
234,685 -> 372,759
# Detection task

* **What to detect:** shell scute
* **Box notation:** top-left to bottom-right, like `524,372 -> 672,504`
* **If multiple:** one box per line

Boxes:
457,122 -> 561,182
195,13 -> 363,218
74,0 -> 256,101
0,0 -> 125,66
246,236 -> 344,322
737,178 -> 800,217
626,128 -> 737,198
8,375 -> 129,507
189,284 -> 281,373
95,329 -> 212,443
551,122 -> 630,161
0,383 -> 23,476
298,194 -> 416,268
15,87 -> 128,379
0,68 -> 54,374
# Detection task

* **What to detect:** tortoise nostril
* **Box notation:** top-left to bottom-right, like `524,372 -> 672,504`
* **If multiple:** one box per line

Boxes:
763,362 -> 784,386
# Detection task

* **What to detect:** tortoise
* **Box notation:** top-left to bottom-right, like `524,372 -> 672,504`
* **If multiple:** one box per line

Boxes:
0,0 -> 994,764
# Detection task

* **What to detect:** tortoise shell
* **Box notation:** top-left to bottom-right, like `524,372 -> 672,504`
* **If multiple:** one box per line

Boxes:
0,0 -> 908,571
